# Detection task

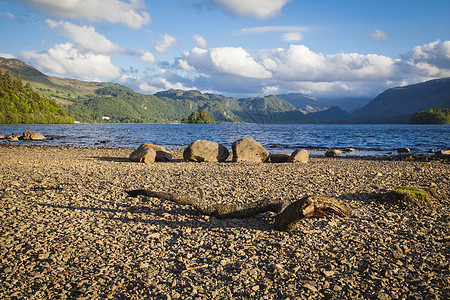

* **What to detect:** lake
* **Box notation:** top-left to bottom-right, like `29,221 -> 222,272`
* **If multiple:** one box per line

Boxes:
1,123 -> 449,156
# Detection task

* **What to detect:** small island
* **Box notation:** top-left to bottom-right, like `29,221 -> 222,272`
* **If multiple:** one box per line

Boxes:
181,110 -> 216,124
409,108 -> 450,124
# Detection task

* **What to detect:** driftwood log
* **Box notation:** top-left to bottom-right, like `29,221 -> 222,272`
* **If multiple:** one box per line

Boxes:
126,189 -> 350,232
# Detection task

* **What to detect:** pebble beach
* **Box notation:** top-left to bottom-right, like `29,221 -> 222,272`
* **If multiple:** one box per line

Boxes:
0,144 -> 449,299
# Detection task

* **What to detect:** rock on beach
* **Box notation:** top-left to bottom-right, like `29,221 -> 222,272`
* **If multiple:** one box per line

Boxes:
0,144 -> 449,299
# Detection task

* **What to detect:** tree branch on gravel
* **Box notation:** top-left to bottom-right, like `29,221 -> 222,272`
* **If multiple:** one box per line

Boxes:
126,189 -> 350,232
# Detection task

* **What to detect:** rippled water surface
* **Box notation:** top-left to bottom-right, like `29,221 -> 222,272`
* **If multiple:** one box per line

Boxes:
1,123 -> 449,155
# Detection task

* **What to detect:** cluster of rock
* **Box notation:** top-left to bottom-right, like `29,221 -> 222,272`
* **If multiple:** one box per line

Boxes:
129,138 -> 309,164
0,130 -> 46,141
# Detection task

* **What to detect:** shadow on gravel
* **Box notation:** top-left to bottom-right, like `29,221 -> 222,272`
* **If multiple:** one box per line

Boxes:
339,192 -> 381,203
37,201 -> 274,231
91,156 -> 187,163
90,156 -> 130,162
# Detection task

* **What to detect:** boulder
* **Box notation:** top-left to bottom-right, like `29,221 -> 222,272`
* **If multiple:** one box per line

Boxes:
232,138 -> 269,162
183,140 -> 229,162
397,147 -> 411,153
435,149 -> 450,157
325,149 -> 342,157
288,149 -> 309,163
21,130 -> 45,140
269,153 -> 290,163
141,144 -> 172,162
7,134 -> 20,141
129,144 -> 157,163
0,134 -> 6,139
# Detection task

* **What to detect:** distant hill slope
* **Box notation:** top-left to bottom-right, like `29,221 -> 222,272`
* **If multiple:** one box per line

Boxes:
276,93 -> 330,113
351,78 -> 450,123
2,57 -> 449,124
0,57 -> 118,106
0,69 -> 73,124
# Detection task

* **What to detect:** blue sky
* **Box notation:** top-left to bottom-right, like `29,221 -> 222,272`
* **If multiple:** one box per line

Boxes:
0,0 -> 449,99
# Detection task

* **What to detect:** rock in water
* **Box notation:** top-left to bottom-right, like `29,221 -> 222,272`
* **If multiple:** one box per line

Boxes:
232,138 -> 269,162
183,140 -> 229,162
21,130 -> 46,140
397,147 -> 411,153
129,144 -> 157,163
325,149 -> 342,157
288,149 -> 309,163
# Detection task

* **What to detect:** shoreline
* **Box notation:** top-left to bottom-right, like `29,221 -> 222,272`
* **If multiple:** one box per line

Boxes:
0,144 -> 449,299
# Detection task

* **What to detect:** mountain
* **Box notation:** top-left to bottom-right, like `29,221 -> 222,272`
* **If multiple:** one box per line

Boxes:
320,97 -> 372,113
308,106 -> 350,123
351,78 -> 450,123
155,90 -> 309,123
2,57 -> 449,124
276,93 -> 330,113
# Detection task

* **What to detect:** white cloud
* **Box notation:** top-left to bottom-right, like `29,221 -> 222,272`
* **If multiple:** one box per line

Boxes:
210,0 -> 291,19
238,25 -> 306,34
367,29 -> 388,42
399,40 -> 450,78
178,59 -> 195,72
264,45 -> 396,81
238,25 -> 306,43
0,12 -> 15,19
155,33 -> 179,53
140,51 -> 156,63
182,47 -> 271,79
193,34 -> 208,48
168,41 -> 450,98
46,20 -> 124,55
21,43 -> 121,80
281,32 -> 303,42
18,0 -> 150,29
210,47 -> 271,78
0,53 -> 16,59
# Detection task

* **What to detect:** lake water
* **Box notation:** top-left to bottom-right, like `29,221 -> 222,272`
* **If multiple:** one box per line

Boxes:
1,123 -> 449,156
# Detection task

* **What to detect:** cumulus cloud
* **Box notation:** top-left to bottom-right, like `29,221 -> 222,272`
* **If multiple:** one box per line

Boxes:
46,20 -> 124,55
209,0 -> 291,19
182,46 -> 271,79
0,53 -> 16,59
161,40 -> 450,98
139,51 -> 156,63
155,33 -> 179,53
404,40 -> 450,69
264,45 -> 396,82
21,43 -> 121,80
367,29 -> 388,42
193,34 -> 208,48
18,0 -> 150,29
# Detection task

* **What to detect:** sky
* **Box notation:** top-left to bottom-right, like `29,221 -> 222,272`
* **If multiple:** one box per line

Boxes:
0,0 -> 449,99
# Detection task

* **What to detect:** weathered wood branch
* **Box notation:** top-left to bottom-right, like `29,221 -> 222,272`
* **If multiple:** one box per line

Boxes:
126,189 -> 349,232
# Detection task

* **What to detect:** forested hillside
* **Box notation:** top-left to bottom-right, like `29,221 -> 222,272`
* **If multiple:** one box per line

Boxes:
0,70 -> 74,124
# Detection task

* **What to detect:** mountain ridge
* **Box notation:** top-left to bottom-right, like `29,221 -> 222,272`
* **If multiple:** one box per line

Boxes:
1,57 -> 449,124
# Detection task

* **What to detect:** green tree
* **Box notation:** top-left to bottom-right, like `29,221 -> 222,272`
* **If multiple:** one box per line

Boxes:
181,110 -> 216,124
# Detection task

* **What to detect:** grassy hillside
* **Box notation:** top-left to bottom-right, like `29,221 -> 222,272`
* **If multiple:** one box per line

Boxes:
351,78 -> 450,123
0,70 -> 74,124
409,108 -> 450,124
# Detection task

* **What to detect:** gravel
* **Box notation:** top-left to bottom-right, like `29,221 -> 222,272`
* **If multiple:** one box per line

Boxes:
0,144 -> 449,299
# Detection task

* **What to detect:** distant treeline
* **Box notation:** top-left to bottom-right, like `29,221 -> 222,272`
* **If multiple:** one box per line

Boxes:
0,70 -> 73,124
